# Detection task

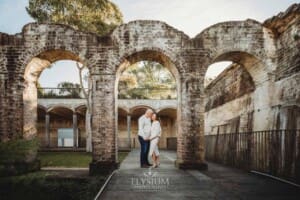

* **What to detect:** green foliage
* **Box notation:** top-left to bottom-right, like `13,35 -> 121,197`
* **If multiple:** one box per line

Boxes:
118,61 -> 177,99
0,138 -> 39,164
0,152 -> 128,199
38,152 -> 92,167
36,81 -> 44,97
38,81 -> 83,98
118,152 -> 128,163
38,151 -> 128,167
26,0 -> 123,35
0,171 -> 106,200
57,81 -> 82,97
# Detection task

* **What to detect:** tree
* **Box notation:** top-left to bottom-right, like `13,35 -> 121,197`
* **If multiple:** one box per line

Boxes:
26,0 -> 123,35
36,81 -> 44,98
76,63 -> 93,152
119,61 -> 177,99
57,81 -> 82,98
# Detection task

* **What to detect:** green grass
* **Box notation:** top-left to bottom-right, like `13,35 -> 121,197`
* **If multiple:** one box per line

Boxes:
0,171 -> 107,200
38,151 -> 129,168
118,152 -> 129,163
0,151 -> 129,200
38,152 -> 92,168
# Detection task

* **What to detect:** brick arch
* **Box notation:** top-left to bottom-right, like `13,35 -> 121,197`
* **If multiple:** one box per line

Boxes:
195,20 -> 269,60
15,22 -> 100,74
114,49 -> 182,109
118,106 -> 129,115
129,105 -> 156,115
0,4 -> 298,176
111,20 -> 190,75
115,48 -> 186,76
37,104 -> 47,111
156,106 -> 177,114
47,105 -> 75,113
114,50 -> 181,116
75,104 -> 87,111
195,20 -> 276,79
111,20 -> 190,48
22,49 -> 88,140
204,51 -> 268,86
21,49 -> 85,77
114,48 -> 181,128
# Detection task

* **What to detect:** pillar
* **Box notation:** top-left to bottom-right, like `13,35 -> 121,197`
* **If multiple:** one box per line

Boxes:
89,74 -> 119,175
0,73 -> 8,141
175,74 -> 208,170
127,114 -> 131,149
73,113 -> 78,147
45,113 -> 50,147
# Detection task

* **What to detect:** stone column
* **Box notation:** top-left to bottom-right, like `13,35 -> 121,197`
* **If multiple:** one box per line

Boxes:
127,114 -> 131,149
23,78 -> 38,139
175,74 -> 207,170
89,74 -> 118,175
2,69 -> 40,175
0,73 -> 7,141
45,113 -> 50,147
73,113 -> 78,147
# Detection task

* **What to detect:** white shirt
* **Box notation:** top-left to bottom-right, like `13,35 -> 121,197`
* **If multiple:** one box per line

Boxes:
150,121 -> 161,140
138,115 -> 151,139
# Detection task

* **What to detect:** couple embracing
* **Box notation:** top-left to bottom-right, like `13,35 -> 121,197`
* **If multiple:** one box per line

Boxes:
138,109 -> 161,168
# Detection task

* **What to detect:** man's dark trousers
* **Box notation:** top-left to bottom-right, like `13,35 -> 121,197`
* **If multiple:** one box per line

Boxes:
138,135 -> 150,166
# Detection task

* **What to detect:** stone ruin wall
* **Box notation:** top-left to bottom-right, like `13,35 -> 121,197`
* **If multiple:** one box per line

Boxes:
0,3 -> 299,173
204,4 -> 300,134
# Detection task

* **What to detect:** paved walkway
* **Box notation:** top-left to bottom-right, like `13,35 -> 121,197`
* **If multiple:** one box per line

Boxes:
100,149 -> 300,200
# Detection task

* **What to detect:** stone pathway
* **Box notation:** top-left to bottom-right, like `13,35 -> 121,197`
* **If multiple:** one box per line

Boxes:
99,149 -> 300,200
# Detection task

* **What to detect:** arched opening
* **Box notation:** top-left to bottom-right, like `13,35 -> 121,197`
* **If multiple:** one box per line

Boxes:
203,51 -> 272,171
117,107 -> 129,150
157,108 -> 177,150
204,61 -> 232,87
75,105 -> 88,148
204,51 -> 261,135
47,106 -> 75,148
23,50 -> 90,150
115,50 -> 180,164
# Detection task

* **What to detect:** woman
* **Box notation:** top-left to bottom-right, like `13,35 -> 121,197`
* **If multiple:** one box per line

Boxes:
149,113 -> 162,168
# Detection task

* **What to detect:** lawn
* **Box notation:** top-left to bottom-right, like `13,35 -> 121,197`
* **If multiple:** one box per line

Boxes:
38,151 -> 129,167
0,151 -> 129,200
0,171 -> 107,200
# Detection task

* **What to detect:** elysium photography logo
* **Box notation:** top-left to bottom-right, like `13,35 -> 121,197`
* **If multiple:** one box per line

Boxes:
131,168 -> 170,191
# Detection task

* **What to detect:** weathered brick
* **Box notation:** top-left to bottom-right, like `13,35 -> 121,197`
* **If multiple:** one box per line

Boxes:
0,4 -> 299,174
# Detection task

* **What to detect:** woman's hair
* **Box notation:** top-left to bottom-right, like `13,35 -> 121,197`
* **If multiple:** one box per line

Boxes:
152,113 -> 161,123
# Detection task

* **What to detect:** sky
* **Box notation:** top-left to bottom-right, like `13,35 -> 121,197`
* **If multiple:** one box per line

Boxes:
0,0 -> 298,87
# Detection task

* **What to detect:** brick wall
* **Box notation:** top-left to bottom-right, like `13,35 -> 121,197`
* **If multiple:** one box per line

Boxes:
0,4 -> 299,173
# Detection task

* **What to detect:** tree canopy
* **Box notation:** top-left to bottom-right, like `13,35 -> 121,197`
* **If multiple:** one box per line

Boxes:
118,61 -> 177,99
26,0 -> 123,35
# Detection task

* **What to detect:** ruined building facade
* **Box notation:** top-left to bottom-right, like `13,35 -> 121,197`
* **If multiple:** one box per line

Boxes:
0,4 -> 299,174
36,98 -> 177,151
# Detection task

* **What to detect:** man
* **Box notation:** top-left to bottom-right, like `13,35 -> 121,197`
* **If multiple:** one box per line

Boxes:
138,108 -> 153,168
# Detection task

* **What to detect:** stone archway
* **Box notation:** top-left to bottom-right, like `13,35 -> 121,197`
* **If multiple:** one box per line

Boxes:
202,50 -> 275,132
157,108 -> 177,150
89,40 -> 208,173
2,4 -> 298,176
114,50 -> 180,169
23,49 -> 85,140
